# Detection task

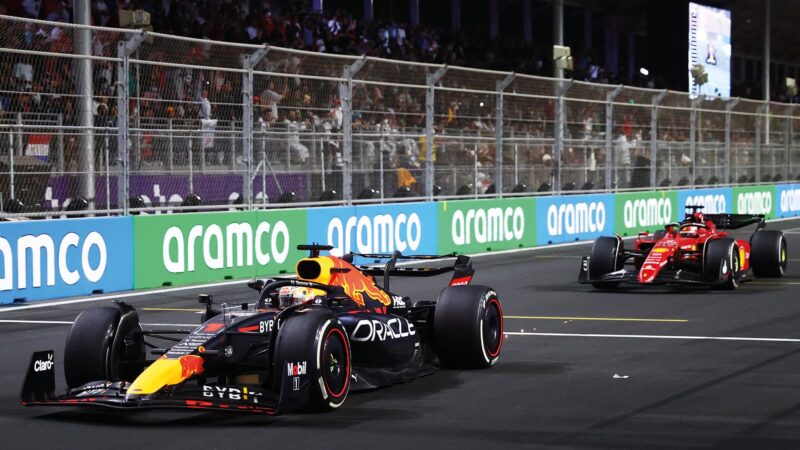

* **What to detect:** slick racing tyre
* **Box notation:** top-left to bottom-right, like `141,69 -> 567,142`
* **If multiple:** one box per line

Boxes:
434,285 -> 503,369
273,310 -> 351,412
64,304 -> 145,389
589,236 -> 623,289
750,230 -> 788,278
703,238 -> 740,290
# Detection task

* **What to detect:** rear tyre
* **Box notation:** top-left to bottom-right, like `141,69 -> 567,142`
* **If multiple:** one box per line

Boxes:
703,238 -> 740,290
273,310 -> 351,411
434,285 -> 503,369
750,230 -> 788,277
589,236 -> 623,289
64,304 -> 145,389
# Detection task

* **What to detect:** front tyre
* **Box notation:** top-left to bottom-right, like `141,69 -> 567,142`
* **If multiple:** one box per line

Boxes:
273,310 -> 351,411
750,230 -> 788,277
64,304 -> 145,389
704,238 -> 740,290
589,236 -> 623,289
434,285 -> 503,369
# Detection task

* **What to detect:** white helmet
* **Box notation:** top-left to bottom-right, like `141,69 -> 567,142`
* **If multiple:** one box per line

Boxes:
278,286 -> 315,308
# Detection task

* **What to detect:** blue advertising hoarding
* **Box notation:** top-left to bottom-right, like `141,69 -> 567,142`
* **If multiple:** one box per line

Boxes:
676,187 -> 733,215
0,217 -> 133,303
535,193 -> 615,245
775,183 -> 800,218
306,202 -> 438,257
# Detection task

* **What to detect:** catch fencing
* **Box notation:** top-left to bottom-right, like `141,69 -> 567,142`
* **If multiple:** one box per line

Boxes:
2,14 -> 800,217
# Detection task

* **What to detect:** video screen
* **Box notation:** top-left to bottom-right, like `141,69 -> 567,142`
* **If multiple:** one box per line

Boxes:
688,2 -> 731,97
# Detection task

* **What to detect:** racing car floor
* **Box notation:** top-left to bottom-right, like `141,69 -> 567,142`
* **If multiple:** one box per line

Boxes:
3,219 -> 800,449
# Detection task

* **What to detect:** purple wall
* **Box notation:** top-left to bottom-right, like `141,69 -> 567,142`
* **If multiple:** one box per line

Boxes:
44,173 -> 309,210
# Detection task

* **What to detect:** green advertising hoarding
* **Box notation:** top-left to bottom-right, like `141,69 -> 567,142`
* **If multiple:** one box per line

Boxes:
614,190 -> 678,236
133,209 -> 307,289
437,198 -> 536,254
732,185 -> 776,220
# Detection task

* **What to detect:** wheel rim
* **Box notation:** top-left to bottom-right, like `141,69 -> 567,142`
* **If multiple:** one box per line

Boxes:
730,246 -> 740,286
322,328 -> 349,399
780,240 -> 787,272
482,298 -> 503,359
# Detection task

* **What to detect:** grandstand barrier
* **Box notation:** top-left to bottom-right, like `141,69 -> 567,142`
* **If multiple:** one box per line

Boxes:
2,184 -> 799,304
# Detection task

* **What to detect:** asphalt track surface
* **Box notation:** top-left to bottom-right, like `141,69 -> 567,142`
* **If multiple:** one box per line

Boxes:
3,220 -> 800,449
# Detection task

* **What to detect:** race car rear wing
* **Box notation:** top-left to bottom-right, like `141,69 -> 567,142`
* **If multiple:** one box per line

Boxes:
348,251 -> 474,292
703,213 -> 766,230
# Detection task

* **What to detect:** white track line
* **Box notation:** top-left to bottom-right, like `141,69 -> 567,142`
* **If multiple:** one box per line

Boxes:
3,216 -> 800,314
506,331 -> 800,343
0,319 -> 73,325
0,319 -> 197,327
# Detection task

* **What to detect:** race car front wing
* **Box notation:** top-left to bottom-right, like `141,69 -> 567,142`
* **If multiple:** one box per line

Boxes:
21,350 -> 298,414
577,256 -> 748,287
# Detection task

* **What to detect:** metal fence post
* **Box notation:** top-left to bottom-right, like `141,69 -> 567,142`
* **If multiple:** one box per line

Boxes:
230,121 -> 236,173
689,96 -> 702,187
14,113 -> 22,158
785,106 -> 797,182
756,104 -> 766,183
604,85 -> 623,191
242,45 -> 269,210
168,119 -> 174,174
724,98 -> 740,185
495,74 -> 514,197
75,5 -> 95,212
790,106 -> 798,179
57,114 -> 65,174
554,80 -> 573,194
9,114 -> 18,200
116,31 -> 145,215
339,56 -> 367,204
650,90 -> 667,189
426,65 -> 448,199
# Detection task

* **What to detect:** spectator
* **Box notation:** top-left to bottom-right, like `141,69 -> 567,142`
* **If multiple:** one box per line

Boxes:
260,81 -> 285,121
285,110 -> 309,163
614,126 -> 631,188
198,88 -> 211,120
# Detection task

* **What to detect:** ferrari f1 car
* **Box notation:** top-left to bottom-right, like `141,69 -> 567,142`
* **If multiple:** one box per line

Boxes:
579,205 -> 788,289
21,245 -> 503,414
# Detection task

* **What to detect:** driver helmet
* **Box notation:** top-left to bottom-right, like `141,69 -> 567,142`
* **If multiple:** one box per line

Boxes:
278,286 -> 316,308
680,225 -> 698,236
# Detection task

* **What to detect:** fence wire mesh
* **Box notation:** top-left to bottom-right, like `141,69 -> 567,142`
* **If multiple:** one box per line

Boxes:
2,14 -> 800,217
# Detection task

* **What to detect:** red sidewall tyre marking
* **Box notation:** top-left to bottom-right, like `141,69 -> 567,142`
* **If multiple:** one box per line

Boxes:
322,327 -> 350,399
485,298 -> 503,358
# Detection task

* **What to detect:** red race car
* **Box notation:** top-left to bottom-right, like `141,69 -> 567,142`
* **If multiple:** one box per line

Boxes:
579,206 -> 788,289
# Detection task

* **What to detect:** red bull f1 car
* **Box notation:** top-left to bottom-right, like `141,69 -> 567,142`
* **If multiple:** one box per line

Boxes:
579,206 -> 788,289
21,245 -> 503,415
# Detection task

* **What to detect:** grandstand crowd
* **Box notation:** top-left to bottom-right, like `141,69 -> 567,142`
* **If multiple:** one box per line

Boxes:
1,0 -> 643,84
